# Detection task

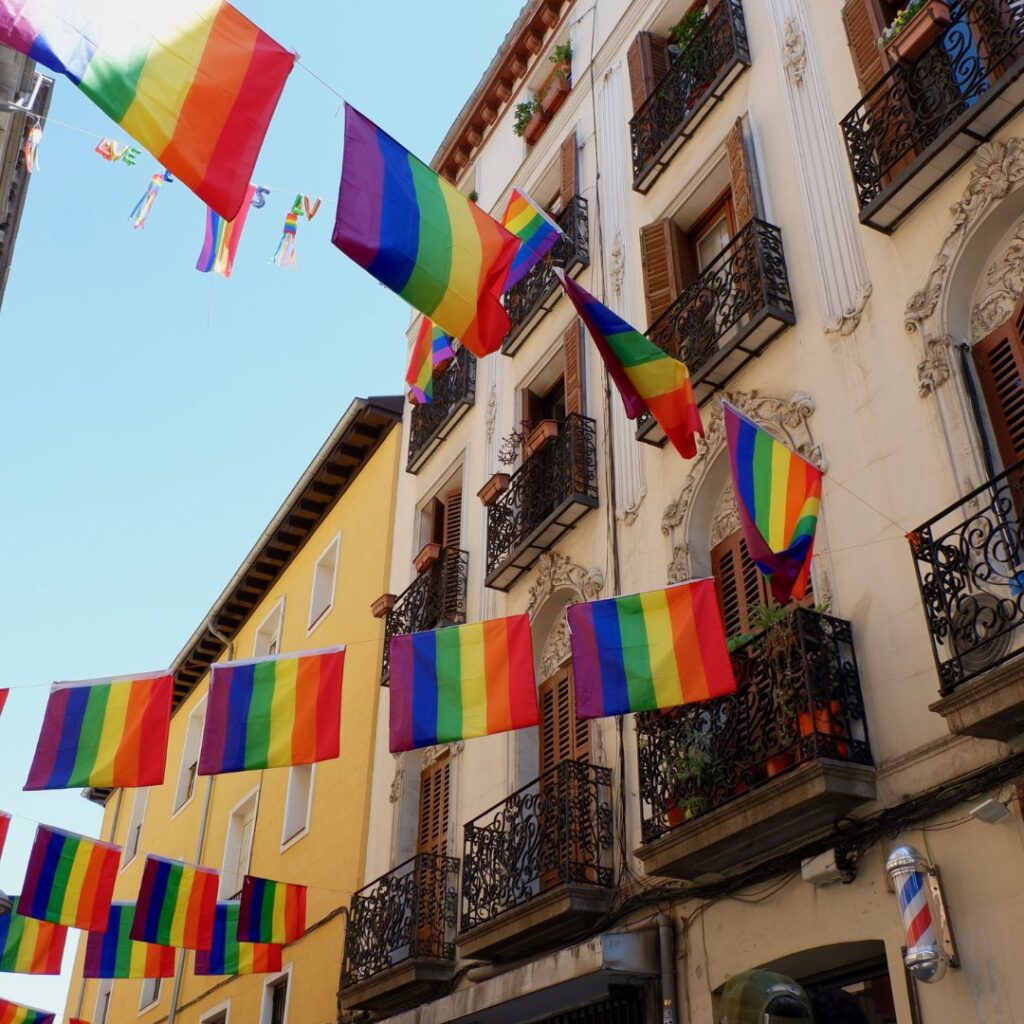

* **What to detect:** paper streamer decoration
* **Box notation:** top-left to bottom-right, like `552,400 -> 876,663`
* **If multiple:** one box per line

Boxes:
131,855 -> 219,950
0,811 -> 9,859
0,998 -> 55,1024
130,171 -> 172,229
195,902 -> 282,976
22,123 -> 41,172
197,183 -> 257,278
20,825 -> 121,931
238,875 -> 307,945
25,671 -> 173,791
83,903 -> 176,979
0,897 -> 67,974
273,195 -> 302,269
501,188 -> 564,289
389,615 -> 538,753
0,0 -> 296,219
199,647 -> 346,775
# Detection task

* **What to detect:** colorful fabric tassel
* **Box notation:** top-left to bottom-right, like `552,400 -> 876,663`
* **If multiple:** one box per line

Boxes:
130,172 -> 171,229
22,123 -> 41,172
197,183 -> 257,278
273,196 -> 302,269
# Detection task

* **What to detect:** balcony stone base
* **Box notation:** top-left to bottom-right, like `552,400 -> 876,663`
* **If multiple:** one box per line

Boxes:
458,883 -> 614,962
635,759 -> 877,880
930,658 -> 1024,741
340,959 -> 455,1015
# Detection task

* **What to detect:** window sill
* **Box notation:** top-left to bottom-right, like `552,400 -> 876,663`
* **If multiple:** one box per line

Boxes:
280,825 -> 309,853
306,603 -> 333,637
170,794 -> 197,822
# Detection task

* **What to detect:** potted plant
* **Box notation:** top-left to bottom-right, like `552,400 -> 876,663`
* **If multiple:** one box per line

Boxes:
668,7 -> 709,56
413,541 -> 443,574
524,418 -> 559,457
370,593 -> 397,619
477,472 -> 511,507
541,44 -> 572,116
882,1 -> 951,63
661,730 -> 712,825
513,98 -> 548,144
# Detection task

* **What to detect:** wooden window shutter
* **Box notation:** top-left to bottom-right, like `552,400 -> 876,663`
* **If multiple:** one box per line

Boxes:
726,119 -> 759,229
560,132 -> 578,209
639,218 -> 692,326
972,296 -> 1024,468
417,752 -> 450,857
710,528 -> 768,638
564,320 -> 585,415
539,668 -> 589,775
841,0 -> 888,94
441,489 -> 462,549
627,32 -> 671,113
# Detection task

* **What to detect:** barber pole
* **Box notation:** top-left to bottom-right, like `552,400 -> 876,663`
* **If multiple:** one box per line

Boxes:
885,846 -> 948,983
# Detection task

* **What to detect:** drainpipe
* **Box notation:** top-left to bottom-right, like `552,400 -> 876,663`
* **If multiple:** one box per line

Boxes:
655,913 -> 678,1024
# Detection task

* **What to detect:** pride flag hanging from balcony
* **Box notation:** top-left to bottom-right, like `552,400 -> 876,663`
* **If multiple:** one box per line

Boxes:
195,902 -> 283,976
501,189 -> 565,289
390,615 -> 538,752
83,903 -> 176,979
0,898 -> 67,974
199,647 -> 346,775
0,0 -> 295,220
20,825 -> 120,931
723,401 -> 823,605
238,875 -> 306,944
333,104 -> 520,358
406,317 -> 457,405
25,672 -> 173,791
555,270 -> 703,458
131,855 -> 219,950
0,998 -> 54,1024
567,580 -> 736,718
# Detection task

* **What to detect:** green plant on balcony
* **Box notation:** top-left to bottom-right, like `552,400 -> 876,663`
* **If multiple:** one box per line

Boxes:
658,725 -> 712,820
668,7 -> 709,54
549,43 -> 572,77
880,0 -> 941,42
513,99 -> 541,137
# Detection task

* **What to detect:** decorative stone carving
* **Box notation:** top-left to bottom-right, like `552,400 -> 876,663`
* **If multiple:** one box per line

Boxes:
527,552 -> 604,616
485,383 -> 498,445
540,616 -> 572,681
609,231 -> 625,300
388,756 -> 404,803
782,17 -> 806,85
710,486 -> 740,547
970,218 -> 1024,341
917,336 -> 954,396
667,544 -> 691,586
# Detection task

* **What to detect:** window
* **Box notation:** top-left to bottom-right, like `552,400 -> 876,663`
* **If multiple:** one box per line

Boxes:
139,977 -> 161,1012
281,765 -> 314,847
200,1002 -> 230,1024
972,292 -> 1024,470
422,487 -> 463,551
254,599 -> 285,658
95,979 -> 113,1024
174,698 -> 207,813
122,788 -> 149,868
520,321 -> 586,440
417,752 -> 451,857
220,790 -> 259,900
261,971 -> 291,1024
308,535 -> 340,630
842,0 -> 903,94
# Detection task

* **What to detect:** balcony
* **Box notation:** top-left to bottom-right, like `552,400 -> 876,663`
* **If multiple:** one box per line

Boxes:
459,760 -> 614,961
635,609 -> 875,879
407,347 -> 476,474
485,413 -> 599,591
637,219 -> 795,444
910,461 -> 1024,739
630,0 -> 750,193
382,547 -> 468,682
503,195 -> 590,357
840,0 -> 1024,232
340,853 -> 459,1014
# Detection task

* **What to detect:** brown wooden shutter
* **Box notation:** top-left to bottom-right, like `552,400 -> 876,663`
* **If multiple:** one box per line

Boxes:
417,752 -> 450,856
560,132 -> 578,209
726,119 -> 758,229
842,0 -> 888,94
639,218 -> 693,326
711,528 -> 768,638
627,32 -> 671,113
973,297 -> 1024,468
441,489 -> 462,548
563,320 -> 585,415
539,667 -> 590,775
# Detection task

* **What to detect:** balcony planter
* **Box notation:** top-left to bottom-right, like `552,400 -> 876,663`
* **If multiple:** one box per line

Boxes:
541,73 -> 571,116
883,1 -> 951,64
765,751 -> 795,778
523,106 -> 550,146
413,542 -> 442,574
524,419 -> 559,458
477,472 -> 511,507
370,593 -> 397,620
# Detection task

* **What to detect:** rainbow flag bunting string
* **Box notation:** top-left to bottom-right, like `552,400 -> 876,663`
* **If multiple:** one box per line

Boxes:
273,195 -> 303,269
567,580 -> 737,718
389,614 -> 538,753
199,647 -> 346,775
195,902 -> 283,976
723,401 -> 823,605
501,188 -> 565,290
0,898 -> 67,975
238,875 -> 307,945
83,903 -> 176,979
406,317 -> 457,405
0,998 -> 54,1024
25,672 -> 173,791
334,104 -> 520,358
131,856 -> 219,950
197,183 -> 257,278
20,825 -> 120,931
0,0 -> 296,220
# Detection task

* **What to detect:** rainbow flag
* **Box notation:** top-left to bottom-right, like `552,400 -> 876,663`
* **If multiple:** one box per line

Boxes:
567,581 -> 736,718
69,1019 -> 90,1024
724,401 -> 823,605
83,903 -> 176,979
199,647 -> 346,775
197,183 -> 257,277
389,615 -> 538,753
238,875 -> 306,945
195,902 -> 282,976
20,825 -> 120,931
0,1 -> 295,220
0,898 -> 67,974
556,269 -> 704,458
406,317 -> 457,405
333,104 -> 520,358
0,811 -> 9,859
501,189 -> 565,289
130,856 -> 219,950
0,688 -> 7,716
25,672 -> 173,791
0,998 -> 54,1024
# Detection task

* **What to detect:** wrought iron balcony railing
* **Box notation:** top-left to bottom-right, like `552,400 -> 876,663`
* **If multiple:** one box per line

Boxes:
630,0 -> 750,193
503,195 -> 590,356
461,759 -> 613,934
636,609 -> 872,845
485,413 -> 599,591
382,547 -> 468,682
638,219 -> 794,443
840,0 -> 1024,232
407,347 -> 476,474
341,853 -> 459,990
909,460 -> 1024,695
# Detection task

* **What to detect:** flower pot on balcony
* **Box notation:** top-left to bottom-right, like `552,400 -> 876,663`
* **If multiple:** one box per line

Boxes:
765,751 -> 795,778
663,797 -> 686,828
884,1 -> 951,64
413,542 -> 442,574
541,73 -> 571,116
524,419 -> 559,458
477,472 -> 511,507
370,593 -> 397,619
523,107 -> 550,146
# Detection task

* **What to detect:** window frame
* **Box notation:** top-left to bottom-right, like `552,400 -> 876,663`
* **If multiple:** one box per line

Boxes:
260,964 -> 293,1024
307,533 -> 341,633
95,978 -> 114,1024
138,976 -> 161,1014
172,696 -> 208,818
219,786 -> 261,901
280,764 -> 316,851
199,999 -> 231,1024
121,788 -> 149,871
253,597 -> 286,659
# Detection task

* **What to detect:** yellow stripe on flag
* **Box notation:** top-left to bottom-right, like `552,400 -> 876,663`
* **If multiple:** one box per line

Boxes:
267,658 -> 299,767
639,589 -> 684,707
430,184 -> 483,339
458,622 -> 487,739
93,680 -> 132,785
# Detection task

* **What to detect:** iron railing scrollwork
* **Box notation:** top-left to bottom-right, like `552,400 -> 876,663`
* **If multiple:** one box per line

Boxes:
461,759 -> 614,932
407,347 -> 476,471
636,609 -> 872,845
382,547 -> 468,682
909,460 -> 1024,693
341,853 -> 459,988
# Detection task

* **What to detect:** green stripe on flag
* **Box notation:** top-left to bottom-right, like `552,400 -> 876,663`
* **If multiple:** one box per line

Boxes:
752,431 -> 774,537
617,595 -> 656,711
246,662 -> 277,769
435,628 -> 463,743
79,47 -> 150,126
157,865 -> 182,945
260,884 -> 275,943
402,158 -> 452,316
48,836 -> 78,919
70,685 -> 111,788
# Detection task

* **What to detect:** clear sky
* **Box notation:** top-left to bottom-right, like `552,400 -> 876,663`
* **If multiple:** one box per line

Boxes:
0,1 -> 524,1017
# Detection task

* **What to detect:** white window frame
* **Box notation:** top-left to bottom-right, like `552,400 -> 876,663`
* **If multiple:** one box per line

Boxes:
280,764 -> 316,850
95,978 -> 114,1024
254,597 -> 286,658
219,786 -> 260,900
121,788 -> 149,870
200,999 -> 231,1024
139,976 -> 161,1014
259,964 -> 293,1024
172,696 -> 208,817
307,533 -> 341,633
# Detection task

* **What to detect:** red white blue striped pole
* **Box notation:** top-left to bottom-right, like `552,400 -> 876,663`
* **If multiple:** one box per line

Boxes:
886,846 -> 948,983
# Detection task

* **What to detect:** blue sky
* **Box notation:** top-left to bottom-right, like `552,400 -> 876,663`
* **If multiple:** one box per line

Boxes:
0,1 -> 524,1016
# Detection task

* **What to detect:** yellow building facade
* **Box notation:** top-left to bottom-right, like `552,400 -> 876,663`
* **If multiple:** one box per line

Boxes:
63,397 -> 402,1024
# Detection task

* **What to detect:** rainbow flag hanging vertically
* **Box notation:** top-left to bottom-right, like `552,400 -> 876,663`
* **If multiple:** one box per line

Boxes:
20,825 -> 120,931
195,902 -> 282,976
238,875 -> 307,944
199,647 -> 346,775
406,317 -> 457,405
0,1 -> 295,219
389,615 -> 539,753
0,998 -> 54,1024
555,270 -> 704,459
723,401 -> 823,605
130,856 -> 219,950
197,184 -> 257,278
567,581 -> 736,718
334,104 -> 520,357
0,898 -> 67,975
83,903 -> 176,979
501,189 -> 565,289
25,672 -> 173,791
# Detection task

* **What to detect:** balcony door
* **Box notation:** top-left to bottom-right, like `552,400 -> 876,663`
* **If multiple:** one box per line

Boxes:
972,292 -> 1024,471
414,752 -> 450,952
